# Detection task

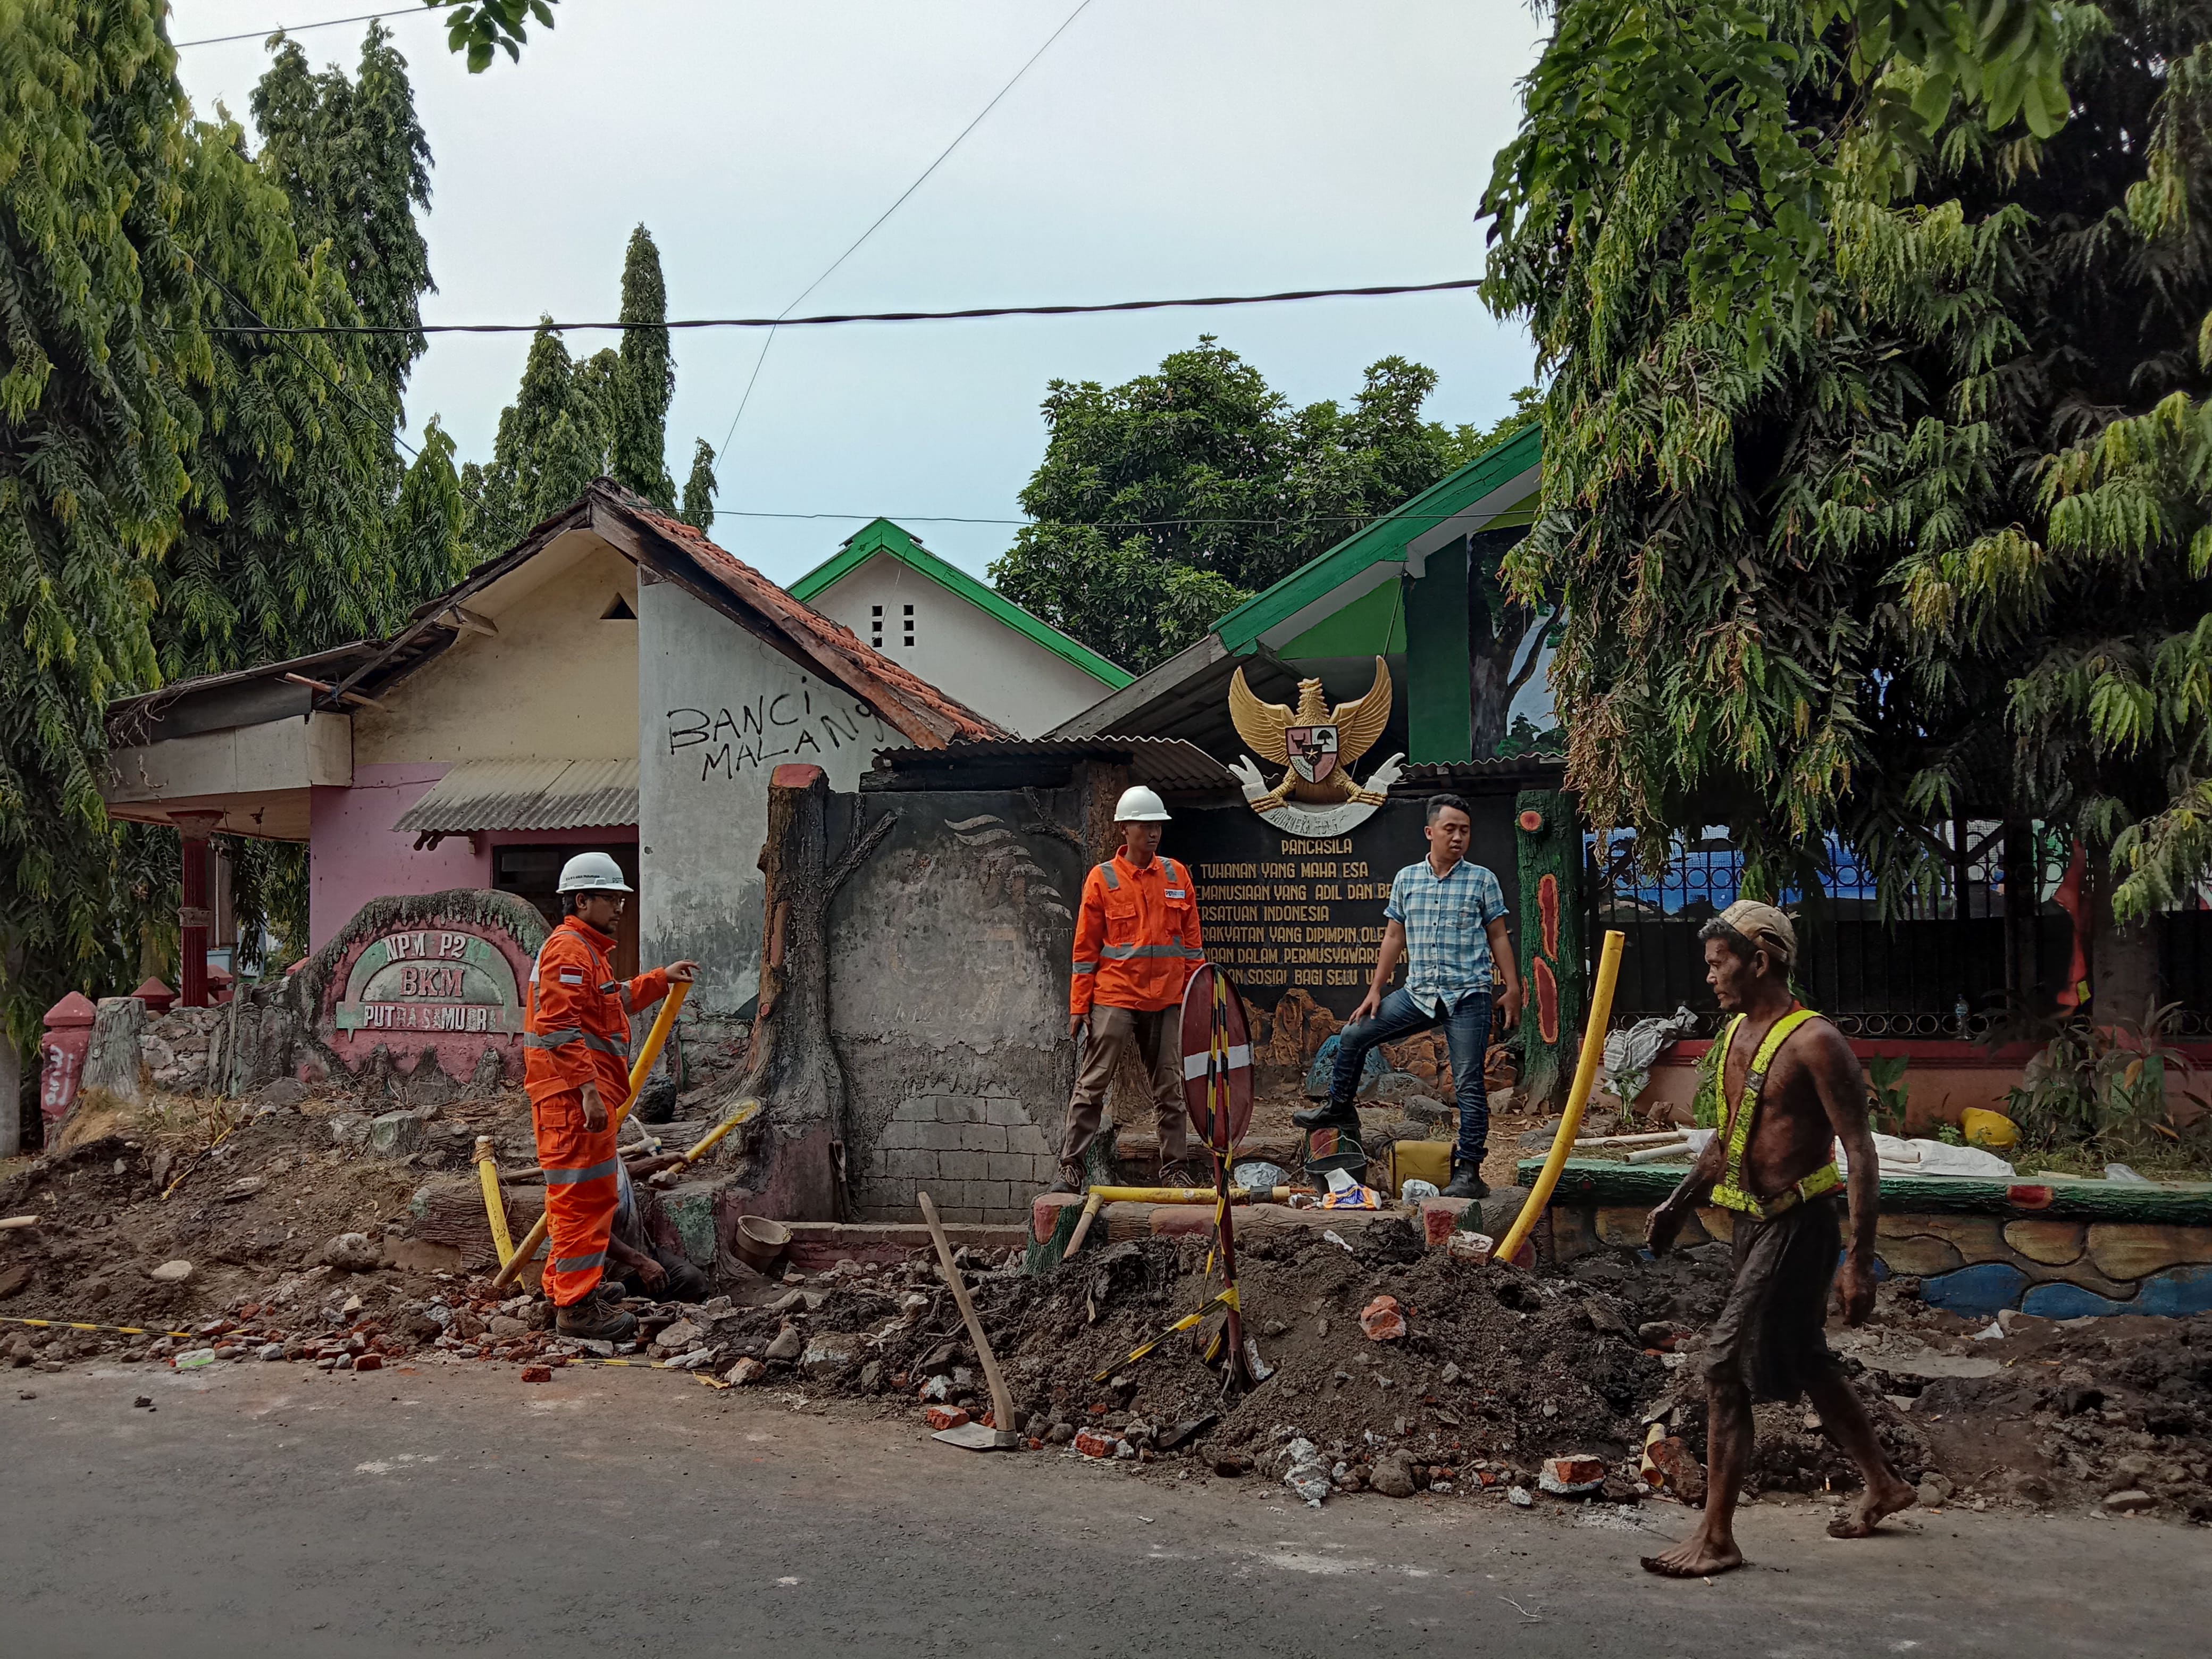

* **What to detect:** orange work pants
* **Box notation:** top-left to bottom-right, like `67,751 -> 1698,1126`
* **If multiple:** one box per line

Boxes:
532,1088 -> 622,1308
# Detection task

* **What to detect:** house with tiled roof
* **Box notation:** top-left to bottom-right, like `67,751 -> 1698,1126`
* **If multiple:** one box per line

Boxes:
790,517 -> 1132,736
102,481 -> 1009,1020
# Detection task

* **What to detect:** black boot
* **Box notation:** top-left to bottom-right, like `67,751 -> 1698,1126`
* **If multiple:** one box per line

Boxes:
1442,1161 -> 1490,1201
1046,1161 -> 1084,1195
1293,1100 -> 1361,1133
556,1295 -> 639,1342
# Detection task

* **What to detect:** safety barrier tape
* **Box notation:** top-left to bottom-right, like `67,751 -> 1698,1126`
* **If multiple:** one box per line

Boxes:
4,1314 -> 197,1340
1091,1288 -> 1236,1383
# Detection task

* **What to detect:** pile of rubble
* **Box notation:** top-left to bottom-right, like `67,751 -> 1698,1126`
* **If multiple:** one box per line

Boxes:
5,1085 -> 2209,1526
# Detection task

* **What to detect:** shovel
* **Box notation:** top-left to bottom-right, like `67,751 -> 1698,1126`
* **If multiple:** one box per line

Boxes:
916,1189 -> 1019,1451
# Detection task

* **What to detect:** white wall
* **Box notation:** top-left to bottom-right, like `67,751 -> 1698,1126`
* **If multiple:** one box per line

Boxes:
638,575 -> 906,1014
807,553 -> 1115,736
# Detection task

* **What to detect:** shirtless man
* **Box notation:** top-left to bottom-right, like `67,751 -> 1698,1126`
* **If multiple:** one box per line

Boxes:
1640,900 -> 1916,1578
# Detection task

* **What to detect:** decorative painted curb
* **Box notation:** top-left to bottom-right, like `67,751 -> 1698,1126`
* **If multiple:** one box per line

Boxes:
1520,1157 -> 2212,1320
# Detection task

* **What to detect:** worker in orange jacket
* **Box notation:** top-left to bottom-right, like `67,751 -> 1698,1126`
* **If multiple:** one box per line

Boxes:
1054,785 -> 1204,1193
524,851 -> 697,1342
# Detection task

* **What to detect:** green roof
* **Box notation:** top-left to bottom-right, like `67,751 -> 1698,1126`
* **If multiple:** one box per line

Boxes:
791,519 -> 1133,690
1214,421 -> 1543,653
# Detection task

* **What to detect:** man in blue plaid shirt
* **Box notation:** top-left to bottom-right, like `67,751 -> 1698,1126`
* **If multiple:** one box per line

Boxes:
1294,793 -> 1522,1198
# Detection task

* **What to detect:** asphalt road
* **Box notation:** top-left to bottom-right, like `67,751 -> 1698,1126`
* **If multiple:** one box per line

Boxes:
5,1359 -> 2207,1658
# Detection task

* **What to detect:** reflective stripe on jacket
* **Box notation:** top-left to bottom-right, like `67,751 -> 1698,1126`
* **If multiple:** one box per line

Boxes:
1069,851 -> 1204,1016
522,917 -> 671,1110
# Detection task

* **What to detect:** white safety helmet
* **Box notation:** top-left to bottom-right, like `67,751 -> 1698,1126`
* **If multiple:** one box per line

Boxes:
556,851 -> 633,894
1113,785 -> 1171,823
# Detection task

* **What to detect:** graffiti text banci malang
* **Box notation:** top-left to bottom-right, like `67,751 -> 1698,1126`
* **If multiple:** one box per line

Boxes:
665,690 -> 880,784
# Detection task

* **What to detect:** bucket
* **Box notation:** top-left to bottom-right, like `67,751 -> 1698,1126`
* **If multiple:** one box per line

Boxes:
733,1214 -> 790,1272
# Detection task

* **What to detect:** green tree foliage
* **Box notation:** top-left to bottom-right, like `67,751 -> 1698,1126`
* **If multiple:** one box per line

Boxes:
991,341 -> 1492,674
609,224 -> 675,510
1485,0 -> 2212,928
158,109 -> 400,680
437,0 -> 557,73
3,7 -> 450,1053
464,228 -> 719,551
250,22 -> 435,401
389,417 -> 468,604
0,2 -> 193,1049
471,321 -> 581,550
681,439 -> 718,532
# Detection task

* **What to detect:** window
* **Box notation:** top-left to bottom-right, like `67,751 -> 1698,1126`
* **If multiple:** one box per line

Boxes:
870,604 -> 883,648
903,602 -> 915,648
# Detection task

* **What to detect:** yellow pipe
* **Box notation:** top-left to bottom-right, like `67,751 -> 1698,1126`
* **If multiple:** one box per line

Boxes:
493,978 -> 693,1288
474,1135 -> 516,1268
1495,929 -> 1626,1267
679,1097 -> 760,1164
1082,1184 -> 1309,1205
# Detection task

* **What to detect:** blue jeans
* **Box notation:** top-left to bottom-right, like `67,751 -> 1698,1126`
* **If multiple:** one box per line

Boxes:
1330,986 -> 1493,1168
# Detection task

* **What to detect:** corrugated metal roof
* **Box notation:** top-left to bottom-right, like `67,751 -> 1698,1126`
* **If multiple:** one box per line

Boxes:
869,735 -> 1237,792
391,758 -> 639,835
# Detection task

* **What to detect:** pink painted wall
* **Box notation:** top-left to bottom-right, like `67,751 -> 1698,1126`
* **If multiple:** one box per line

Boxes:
308,764 -> 640,951
310,765 -> 484,949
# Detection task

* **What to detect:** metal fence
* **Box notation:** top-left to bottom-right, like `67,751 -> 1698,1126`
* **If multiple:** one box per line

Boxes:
1591,822 -> 2204,1037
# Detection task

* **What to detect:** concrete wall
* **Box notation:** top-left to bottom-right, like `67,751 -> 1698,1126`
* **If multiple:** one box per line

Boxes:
638,576 -> 907,1016
806,551 -> 1111,737
825,789 -> 1083,1222
350,530 -> 639,767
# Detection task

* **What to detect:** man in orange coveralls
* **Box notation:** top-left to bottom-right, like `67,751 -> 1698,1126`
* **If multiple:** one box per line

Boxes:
1053,785 -> 1205,1194
525,851 -> 697,1341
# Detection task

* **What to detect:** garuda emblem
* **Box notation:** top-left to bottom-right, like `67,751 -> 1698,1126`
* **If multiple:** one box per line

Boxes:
1227,656 -> 1403,828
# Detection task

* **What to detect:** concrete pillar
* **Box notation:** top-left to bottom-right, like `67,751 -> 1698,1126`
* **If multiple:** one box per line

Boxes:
38,991 -> 97,1138
173,811 -> 224,1009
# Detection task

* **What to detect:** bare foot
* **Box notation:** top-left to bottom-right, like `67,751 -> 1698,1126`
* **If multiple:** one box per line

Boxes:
1640,1534 -> 1745,1578
1826,1475 -> 1916,1538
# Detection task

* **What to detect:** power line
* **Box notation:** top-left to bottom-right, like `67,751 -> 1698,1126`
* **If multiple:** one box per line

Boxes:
717,0 -> 1096,463
205,276 -> 1485,336
172,5 -> 449,50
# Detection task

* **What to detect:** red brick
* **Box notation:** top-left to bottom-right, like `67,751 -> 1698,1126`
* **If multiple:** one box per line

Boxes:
1359,1295 -> 1407,1341
1418,1197 -> 1474,1247
924,1405 -> 970,1431
353,1353 -> 383,1372
521,1365 -> 554,1384
1073,1428 -> 1122,1459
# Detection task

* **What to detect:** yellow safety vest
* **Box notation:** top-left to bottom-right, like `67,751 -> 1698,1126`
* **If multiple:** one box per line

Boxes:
1709,1007 -> 1841,1218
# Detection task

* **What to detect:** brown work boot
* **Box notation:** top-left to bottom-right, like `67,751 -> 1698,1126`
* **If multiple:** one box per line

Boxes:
1156,1162 -> 1199,1188
555,1294 -> 638,1343
1048,1161 -> 1085,1194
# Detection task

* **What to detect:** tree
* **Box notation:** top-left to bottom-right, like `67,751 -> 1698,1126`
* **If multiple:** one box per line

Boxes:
158,106 -> 402,681
608,224 -> 675,510
250,22 -> 435,404
0,1 -> 194,1097
991,341 -> 1495,675
389,417 -> 469,602
1482,1 -> 2212,978
470,321 -> 583,551
681,438 -> 718,532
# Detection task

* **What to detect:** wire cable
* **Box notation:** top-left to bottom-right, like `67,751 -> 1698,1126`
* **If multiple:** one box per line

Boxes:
716,0 -> 1097,460
173,5 -> 451,50
205,276 -> 1484,336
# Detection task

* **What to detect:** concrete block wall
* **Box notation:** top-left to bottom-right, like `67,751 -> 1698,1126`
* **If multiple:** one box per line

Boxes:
860,1092 -> 1057,1222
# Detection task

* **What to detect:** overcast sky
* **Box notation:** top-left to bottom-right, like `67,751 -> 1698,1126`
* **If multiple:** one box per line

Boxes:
171,0 -> 1542,589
